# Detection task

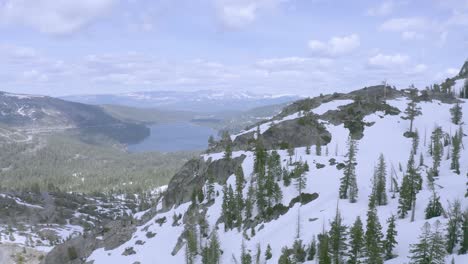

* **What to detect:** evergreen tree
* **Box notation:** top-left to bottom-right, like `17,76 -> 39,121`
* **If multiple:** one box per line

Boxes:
364,196 -> 384,264
431,126 -> 444,177
348,216 -> 364,264
329,209 -> 348,264
384,215 -> 398,260
245,180 -> 255,220
424,191 -> 443,219
292,239 -> 307,263
223,131 -> 233,160
221,185 -> 237,230
278,247 -> 293,264
316,140 -> 322,156
207,230 -> 221,264
294,167 -> 307,197
241,241 -> 252,264
446,199 -> 463,254
185,224 -> 198,264
208,135 -> 215,149
403,99 -> 422,134
339,137 -> 358,203
450,102 -> 463,125
373,154 -> 387,206
265,151 -> 283,208
235,167 -> 245,228
409,222 -> 432,264
318,232 -> 332,264
459,210 -> 468,254
307,236 -> 317,261
265,244 -> 272,260
254,139 -> 268,216
207,171 -> 215,202
398,152 -> 421,219
451,128 -> 462,174
306,145 -> 311,155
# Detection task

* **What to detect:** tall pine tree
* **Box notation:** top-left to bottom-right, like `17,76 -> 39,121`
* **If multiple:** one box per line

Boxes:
348,216 -> 365,264
373,154 -> 388,206
384,215 -> 398,260
328,208 -> 348,264
339,137 -> 358,203
365,196 -> 384,264
446,199 -> 463,254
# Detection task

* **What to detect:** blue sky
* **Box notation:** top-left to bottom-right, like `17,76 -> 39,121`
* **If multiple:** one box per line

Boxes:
0,0 -> 467,96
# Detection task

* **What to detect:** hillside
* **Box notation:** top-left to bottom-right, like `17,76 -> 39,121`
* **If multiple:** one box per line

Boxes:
42,73 -> 468,264
0,91 -> 149,144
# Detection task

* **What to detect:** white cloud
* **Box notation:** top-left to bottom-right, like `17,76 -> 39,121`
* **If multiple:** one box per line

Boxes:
379,17 -> 427,32
308,34 -> 360,57
368,53 -> 409,67
401,31 -> 424,40
0,0 -> 115,35
215,0 -> 286,29
367,1 -> 394,16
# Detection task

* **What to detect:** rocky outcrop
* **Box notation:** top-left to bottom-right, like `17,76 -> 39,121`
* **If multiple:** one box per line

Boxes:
163,155 -> 246,210
41,220 -> 136,264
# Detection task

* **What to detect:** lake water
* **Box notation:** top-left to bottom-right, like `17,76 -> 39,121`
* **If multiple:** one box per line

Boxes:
127,122 -> 217,152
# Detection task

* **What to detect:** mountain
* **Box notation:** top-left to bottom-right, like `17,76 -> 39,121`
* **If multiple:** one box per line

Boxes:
42,82 -> 468,263
0,91 -> 149,144
61,90 -> 301,112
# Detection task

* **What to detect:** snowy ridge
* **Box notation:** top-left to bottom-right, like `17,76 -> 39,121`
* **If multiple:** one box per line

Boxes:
233,99 -> 353,140
86,95 -> 468,264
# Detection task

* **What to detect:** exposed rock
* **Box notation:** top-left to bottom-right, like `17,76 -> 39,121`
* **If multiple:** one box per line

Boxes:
163,155 -> 246,209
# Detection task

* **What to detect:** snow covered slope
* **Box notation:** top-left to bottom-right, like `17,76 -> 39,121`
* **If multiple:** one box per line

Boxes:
82,91 -> 468,264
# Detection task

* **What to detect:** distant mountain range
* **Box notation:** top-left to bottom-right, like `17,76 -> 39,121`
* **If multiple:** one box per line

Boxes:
61,90 -> 302,112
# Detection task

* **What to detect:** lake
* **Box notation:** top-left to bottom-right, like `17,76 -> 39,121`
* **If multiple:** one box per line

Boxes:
127,122 -> 217,152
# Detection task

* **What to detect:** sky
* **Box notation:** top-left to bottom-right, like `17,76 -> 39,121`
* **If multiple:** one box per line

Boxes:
0,0 -> 467,97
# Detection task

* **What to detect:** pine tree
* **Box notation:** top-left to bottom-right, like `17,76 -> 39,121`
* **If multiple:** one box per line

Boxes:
348,216 -> 364,264
384,215 -> 398,260
450,102 -> 463,125
328,209 -> 348,264
412,130 -> 420,154
431,126 -> 444,177
223,131 -> 233,160
459,209 -> 468,254
339,137 -> 358,203
446,199 -> 463,254
278,247 -> 293,264
254,139 -> 268,216
294,167 -> 307,197
265,244 -> 272,260
185,225 -> 198,264
207,230 -> 221,264
265,152 -> 283,208
235,167 -> 245,228
403,99 -> 422,134
424,190 -> 443,219
307,236 -> 317,261
398,151 -> 421,218
365,196 -> 384,264
451,128 -> 462,174
373,154 -> 387,206
409,222 -> 432,264
208,135 -> 215,149
316,140 -> 322,156
241,241 -> 252,264
306,145 -> 311,155
207,171 -> 215,202
318,232 -> 332,264
245,180 -> 255,221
